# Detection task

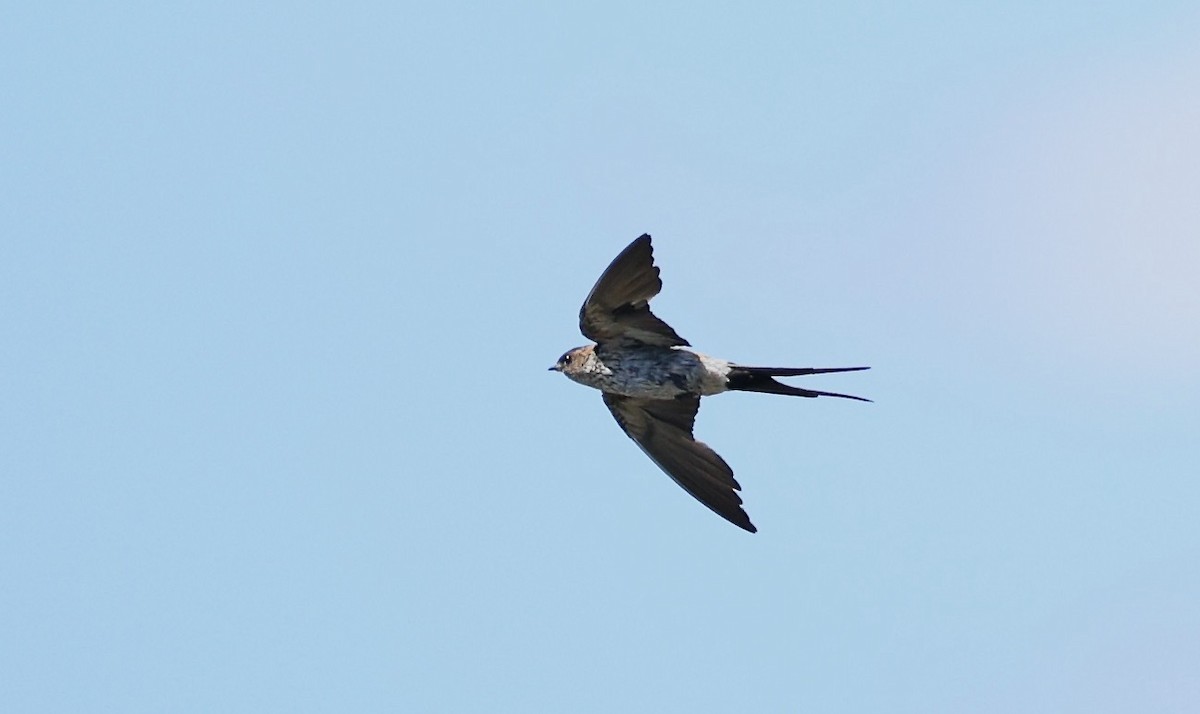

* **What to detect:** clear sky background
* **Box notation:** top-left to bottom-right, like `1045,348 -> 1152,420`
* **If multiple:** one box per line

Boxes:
3,2 -> 1199,712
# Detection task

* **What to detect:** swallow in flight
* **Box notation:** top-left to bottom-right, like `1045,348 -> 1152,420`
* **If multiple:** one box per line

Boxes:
550,233 -> 868,533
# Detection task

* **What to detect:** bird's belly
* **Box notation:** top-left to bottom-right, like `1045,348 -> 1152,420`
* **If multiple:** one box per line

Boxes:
594,375 -> 691,399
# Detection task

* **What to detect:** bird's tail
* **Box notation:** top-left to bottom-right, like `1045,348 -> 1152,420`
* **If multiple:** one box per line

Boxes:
725,365 -> 871,402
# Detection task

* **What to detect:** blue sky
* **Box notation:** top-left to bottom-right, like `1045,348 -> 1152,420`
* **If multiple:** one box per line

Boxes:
3,2 -> 1199,712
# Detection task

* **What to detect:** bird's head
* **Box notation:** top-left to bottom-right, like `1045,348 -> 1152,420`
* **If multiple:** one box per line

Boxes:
549,345 -> 593,374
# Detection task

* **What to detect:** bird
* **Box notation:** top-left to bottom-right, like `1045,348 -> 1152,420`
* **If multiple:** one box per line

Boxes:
550,233 -> 868,533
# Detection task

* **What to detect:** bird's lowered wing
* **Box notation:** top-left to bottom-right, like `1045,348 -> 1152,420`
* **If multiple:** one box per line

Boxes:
579,234 -> 689,347
602,393 -> 756,533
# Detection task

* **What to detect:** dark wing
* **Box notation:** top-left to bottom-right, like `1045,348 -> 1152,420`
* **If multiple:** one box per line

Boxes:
579,234 -> 689,347
603,393 -> 756,533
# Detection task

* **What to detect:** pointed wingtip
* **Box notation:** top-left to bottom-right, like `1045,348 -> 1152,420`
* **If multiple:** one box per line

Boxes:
725,509 -> 757,533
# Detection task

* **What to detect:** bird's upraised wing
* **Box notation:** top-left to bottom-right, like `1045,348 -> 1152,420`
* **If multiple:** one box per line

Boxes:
579,234 -> 689,347
602,393 -> 756,533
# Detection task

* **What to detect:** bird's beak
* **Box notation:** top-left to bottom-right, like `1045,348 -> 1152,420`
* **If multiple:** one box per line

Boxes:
548,365 -> 559,372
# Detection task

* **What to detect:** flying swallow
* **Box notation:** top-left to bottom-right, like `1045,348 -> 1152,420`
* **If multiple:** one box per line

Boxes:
550,233 -> 869,533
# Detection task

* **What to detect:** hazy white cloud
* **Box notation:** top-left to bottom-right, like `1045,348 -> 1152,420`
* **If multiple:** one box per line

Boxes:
933,45 -> 1200,373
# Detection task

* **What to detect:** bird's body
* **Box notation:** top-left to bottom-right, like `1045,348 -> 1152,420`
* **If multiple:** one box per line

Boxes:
559,344 -> 732,399
551,233 -> 868,533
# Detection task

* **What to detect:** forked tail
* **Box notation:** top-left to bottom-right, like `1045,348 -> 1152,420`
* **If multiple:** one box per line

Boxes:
725,365 -> 871,402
